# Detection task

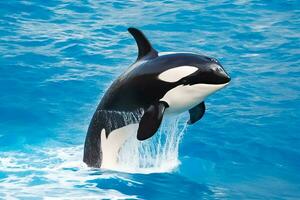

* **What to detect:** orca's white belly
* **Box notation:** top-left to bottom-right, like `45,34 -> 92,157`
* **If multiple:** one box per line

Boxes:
161,83 -> 228,114
100,124 -> 139,169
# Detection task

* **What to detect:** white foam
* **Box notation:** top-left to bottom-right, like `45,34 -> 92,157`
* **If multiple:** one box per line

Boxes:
0,146 -> 137,199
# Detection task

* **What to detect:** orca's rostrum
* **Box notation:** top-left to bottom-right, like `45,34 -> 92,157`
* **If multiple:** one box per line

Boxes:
83,27 -> 231,168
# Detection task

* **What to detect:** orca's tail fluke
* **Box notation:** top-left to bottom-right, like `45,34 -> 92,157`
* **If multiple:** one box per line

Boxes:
128,27 -> 158,61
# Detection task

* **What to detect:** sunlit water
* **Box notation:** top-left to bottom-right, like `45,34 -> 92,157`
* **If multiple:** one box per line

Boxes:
1,0 -> 300,199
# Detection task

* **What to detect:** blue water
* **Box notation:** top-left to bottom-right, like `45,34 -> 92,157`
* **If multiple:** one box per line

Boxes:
1,0 -> 300,199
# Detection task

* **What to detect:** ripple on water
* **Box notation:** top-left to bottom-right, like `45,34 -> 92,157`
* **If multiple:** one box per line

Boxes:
0,0 -> 300,199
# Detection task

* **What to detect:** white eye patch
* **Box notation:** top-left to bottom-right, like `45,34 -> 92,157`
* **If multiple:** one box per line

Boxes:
158,66 -> 198,83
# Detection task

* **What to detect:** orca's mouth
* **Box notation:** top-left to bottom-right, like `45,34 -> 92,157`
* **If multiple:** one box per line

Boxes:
207,71 -> 231,85
221,73 -> 231,84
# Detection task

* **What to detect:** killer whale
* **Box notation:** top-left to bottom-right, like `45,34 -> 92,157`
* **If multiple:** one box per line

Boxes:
83,27 -> 231,168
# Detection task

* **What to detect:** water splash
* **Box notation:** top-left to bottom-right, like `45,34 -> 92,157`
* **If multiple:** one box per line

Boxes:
0,146 -> 138,199
114,115 -> 187,174
0,115 -> 187,198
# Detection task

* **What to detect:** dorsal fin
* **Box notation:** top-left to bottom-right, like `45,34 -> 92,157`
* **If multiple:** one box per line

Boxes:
128,27 -> 158,61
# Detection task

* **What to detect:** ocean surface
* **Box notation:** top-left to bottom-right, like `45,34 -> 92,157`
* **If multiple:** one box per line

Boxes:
0,0 -> 300,199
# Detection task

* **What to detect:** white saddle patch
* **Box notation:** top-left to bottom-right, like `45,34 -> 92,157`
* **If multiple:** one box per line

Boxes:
158,66 -> 198,83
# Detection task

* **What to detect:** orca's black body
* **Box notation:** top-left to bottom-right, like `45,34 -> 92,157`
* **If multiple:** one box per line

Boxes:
83,28 -> 230,168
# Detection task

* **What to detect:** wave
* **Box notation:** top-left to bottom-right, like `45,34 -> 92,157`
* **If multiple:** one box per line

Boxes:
0,146 -> 137,199
0,115 -> 187,198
